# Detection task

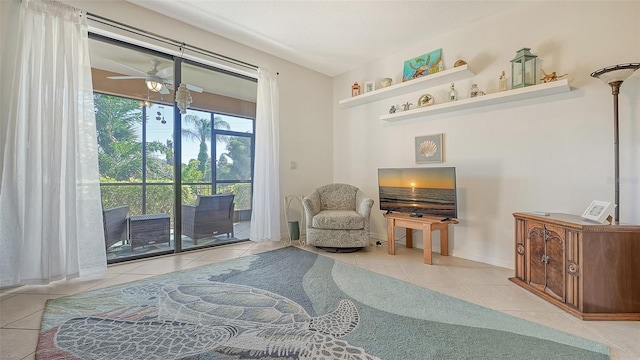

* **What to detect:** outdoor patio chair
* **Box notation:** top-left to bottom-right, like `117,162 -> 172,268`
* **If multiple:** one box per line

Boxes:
102,205 -> 129,251
182,194 -> 235,244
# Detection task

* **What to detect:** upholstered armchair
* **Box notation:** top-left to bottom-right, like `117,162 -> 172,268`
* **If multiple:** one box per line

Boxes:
302,183 -> 374,251
182,194 -> 235,245
102,205 -> 129,251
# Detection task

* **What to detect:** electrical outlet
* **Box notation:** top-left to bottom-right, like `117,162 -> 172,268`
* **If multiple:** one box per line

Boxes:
289,161 -> 297,170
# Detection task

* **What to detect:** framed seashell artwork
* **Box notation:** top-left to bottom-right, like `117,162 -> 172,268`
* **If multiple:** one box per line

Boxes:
415,133 -> 443,163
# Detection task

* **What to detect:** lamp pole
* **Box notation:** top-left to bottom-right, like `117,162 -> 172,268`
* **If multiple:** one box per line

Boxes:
590,63 -> 640,223
609,80 -> 622,223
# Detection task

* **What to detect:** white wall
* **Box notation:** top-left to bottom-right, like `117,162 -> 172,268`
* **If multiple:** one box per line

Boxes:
1,0 -> 334,236
4,1 -> 638,256
333,2 -> 640,268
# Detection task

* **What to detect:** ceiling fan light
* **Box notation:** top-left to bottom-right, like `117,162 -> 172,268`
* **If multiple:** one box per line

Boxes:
146,80 -> 163,92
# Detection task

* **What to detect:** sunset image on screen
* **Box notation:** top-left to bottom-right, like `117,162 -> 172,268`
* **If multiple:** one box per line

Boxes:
378,167 -> 457,218
378,167 -> 455,189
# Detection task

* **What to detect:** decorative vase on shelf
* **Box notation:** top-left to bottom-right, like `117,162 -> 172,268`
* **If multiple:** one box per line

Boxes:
448,83 -> 458,101
380,78 -> 392,88
470,84 -> 479,98
499,71 -> 508,92
418,93 -> 434,107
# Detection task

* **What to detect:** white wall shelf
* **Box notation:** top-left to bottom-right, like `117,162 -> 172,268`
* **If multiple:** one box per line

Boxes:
380,79 -> 571,122
338,65 -> 475,108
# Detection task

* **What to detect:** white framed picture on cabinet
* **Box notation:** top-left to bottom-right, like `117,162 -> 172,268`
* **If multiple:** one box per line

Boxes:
581,200 -> 615,224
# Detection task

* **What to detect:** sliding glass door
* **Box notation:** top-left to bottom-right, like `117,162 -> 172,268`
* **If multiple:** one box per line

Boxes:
89,34 -> 257,262
178,59 -> 256,250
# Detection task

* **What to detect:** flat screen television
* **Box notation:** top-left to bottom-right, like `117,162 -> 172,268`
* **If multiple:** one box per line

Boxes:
378,167 -> 457,219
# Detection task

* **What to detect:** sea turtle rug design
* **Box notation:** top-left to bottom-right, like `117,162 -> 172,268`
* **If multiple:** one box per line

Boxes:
37,282 -> 379,359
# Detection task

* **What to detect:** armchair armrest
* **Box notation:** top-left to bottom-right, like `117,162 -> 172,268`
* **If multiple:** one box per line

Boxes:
355,191 -> 374,219
302,192 -> 321,222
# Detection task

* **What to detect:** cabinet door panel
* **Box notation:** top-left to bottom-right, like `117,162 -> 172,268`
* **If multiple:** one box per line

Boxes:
526,222 -> 546,291
545,224 -> 565,301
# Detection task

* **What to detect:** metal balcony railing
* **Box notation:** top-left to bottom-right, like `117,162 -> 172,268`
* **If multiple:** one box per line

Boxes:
100,181 -> 252,227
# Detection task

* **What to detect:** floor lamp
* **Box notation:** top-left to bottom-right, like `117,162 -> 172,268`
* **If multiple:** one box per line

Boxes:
590,63 -> 640,223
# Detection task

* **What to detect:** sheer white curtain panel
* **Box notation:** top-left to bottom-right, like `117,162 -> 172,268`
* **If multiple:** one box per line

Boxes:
249,68 -> 281,242
0,0 -> 106,288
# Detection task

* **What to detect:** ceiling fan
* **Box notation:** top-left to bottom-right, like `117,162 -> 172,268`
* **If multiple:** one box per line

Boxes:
107,59 -> 203,95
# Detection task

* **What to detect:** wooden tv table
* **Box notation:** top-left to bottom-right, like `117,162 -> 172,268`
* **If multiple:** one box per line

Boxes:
383,213 -> 458,264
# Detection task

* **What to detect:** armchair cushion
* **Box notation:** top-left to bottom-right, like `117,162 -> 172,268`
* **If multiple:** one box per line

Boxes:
312,210 -> 364,230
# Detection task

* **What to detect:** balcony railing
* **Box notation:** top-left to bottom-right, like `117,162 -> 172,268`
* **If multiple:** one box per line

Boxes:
100,181 -> 252,227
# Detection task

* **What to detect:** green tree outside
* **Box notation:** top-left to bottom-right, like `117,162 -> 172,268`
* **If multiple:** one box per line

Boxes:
217,136 -> 252,181
182,114 -> 230,181
95,93 -> 171,182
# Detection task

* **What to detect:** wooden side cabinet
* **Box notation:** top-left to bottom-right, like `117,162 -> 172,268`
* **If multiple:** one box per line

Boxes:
510,212 -> 640,320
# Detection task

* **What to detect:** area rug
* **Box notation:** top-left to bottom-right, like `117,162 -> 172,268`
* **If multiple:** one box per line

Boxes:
37,246 -> 609,359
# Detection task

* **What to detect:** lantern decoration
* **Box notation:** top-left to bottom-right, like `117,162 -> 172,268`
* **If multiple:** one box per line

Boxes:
510,48 -> 537,89
351,82 -> 361,97
175,83 -> 192,114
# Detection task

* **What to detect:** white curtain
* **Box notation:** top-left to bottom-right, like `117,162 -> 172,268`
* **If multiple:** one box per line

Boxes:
0,0 -> 106,288
249,68 -> 281,242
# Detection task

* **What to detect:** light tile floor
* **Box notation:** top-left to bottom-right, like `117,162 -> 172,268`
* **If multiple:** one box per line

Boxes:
1,241 -> 639,359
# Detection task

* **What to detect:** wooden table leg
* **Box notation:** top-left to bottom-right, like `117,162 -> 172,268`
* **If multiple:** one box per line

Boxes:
406,228 -> 413,248
440,225 -> 449,256
423,224 -> 432,264
387,218 -> 395,255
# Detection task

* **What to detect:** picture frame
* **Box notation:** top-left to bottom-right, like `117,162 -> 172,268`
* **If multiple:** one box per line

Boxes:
403,48 -> 443,82
364,81 -> 375,93
415,133 -> 443,163
581,200 -> 615,223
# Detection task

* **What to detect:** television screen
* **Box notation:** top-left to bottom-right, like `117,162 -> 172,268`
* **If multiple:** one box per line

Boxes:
378,167 -> 457,219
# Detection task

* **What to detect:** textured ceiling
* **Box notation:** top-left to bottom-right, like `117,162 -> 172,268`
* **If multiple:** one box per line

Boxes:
127,0 -> 520,77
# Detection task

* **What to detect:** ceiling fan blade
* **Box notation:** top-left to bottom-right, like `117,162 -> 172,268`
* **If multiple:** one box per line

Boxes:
185,84 -> 203,93
155,66 -> 173,79
107,75 -> 146,80
107,59 -> 148,75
